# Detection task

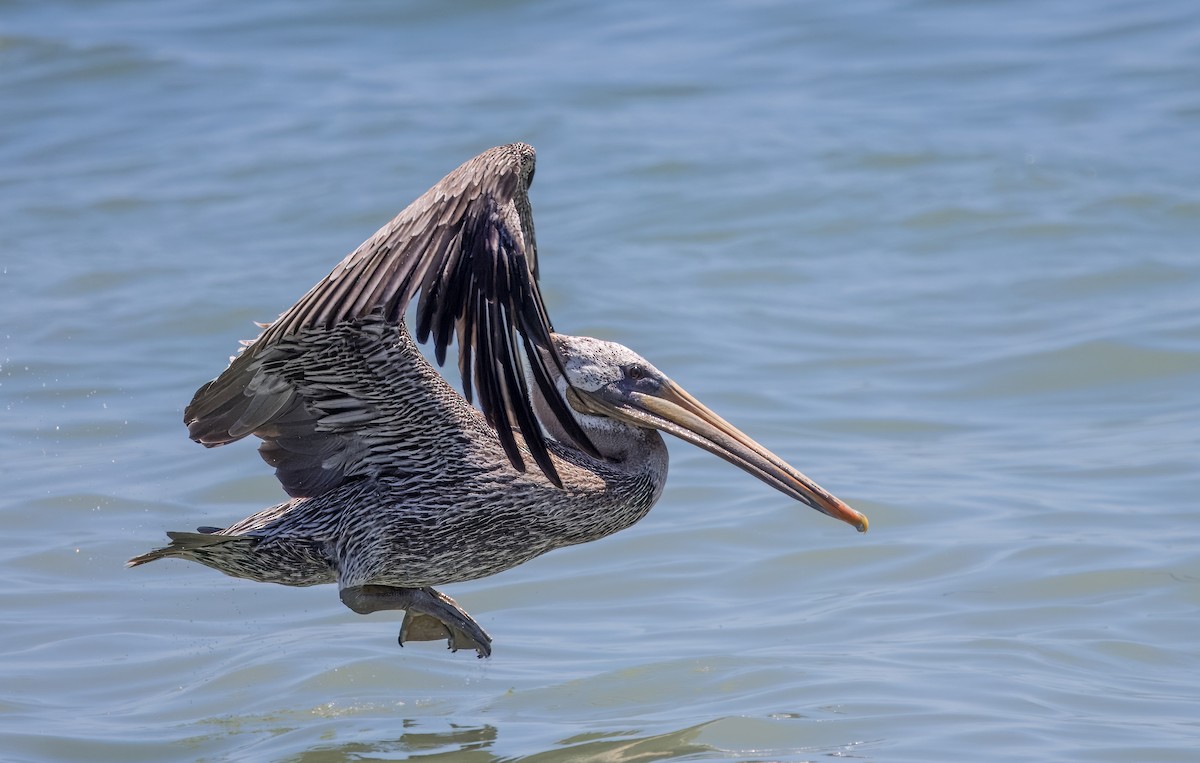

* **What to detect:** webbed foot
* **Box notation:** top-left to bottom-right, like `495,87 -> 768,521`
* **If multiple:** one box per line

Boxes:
340,584 -> 492,658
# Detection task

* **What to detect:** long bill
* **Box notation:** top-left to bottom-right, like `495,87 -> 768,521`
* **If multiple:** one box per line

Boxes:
572,380 -> 868,532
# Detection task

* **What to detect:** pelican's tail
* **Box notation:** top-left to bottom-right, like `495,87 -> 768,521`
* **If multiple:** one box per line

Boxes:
126,528 -> 333,586
126,529 -> 245,567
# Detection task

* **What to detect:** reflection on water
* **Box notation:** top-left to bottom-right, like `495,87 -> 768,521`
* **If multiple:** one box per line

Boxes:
273,715 -> 884,762
280,719 -> 764,763
286,722 -> 705,763
289,722 -> 499,762
512,725 -> 711,763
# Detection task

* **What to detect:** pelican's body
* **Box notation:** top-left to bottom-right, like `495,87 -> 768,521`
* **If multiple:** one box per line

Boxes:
156,319 -> 666,592
129,143 -> 867,656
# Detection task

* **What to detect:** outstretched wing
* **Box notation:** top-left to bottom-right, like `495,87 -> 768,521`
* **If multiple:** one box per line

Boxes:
184,143 -> 596,492
188,316 -> 483,498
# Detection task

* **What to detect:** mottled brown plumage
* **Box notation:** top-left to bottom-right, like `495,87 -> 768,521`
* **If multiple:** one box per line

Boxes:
129,143 -> 867,657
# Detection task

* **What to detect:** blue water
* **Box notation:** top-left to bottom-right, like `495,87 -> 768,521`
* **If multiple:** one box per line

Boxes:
3,1 -> 1199,761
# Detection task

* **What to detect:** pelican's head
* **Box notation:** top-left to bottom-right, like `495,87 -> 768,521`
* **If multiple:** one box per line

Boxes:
549,334 -> 868,533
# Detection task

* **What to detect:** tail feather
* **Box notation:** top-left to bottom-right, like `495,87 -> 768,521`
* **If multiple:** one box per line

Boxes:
126,530 -> 249,567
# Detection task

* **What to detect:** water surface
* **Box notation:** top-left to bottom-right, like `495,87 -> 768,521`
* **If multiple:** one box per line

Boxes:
2,1 -> 1198,761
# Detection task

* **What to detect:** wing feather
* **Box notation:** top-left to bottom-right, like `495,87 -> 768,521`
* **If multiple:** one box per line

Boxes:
184,143 -> 596,492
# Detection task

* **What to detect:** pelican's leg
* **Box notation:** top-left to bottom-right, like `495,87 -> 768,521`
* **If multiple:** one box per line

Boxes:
339,585 -> 492,658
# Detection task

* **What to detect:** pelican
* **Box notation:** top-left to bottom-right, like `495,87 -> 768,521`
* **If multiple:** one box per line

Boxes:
129,143 -> 868,657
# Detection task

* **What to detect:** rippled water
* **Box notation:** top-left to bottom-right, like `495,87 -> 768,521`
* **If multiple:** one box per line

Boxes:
3,1 -> 1199,761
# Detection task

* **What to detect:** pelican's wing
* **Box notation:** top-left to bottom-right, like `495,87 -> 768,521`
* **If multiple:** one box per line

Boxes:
184,143 -> 596,492
186,317 -> 486,498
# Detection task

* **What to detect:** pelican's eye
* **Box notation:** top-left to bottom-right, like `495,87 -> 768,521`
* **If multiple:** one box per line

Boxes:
627,365 -> 645,381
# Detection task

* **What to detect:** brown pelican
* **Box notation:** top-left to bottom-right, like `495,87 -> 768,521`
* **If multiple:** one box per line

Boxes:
128,143 -> 868,657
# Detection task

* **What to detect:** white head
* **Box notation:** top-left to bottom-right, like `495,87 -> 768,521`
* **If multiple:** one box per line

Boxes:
530,334 -> 668,455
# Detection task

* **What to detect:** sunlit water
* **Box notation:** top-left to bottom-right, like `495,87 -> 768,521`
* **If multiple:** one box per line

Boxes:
3,1 -> 1198,761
